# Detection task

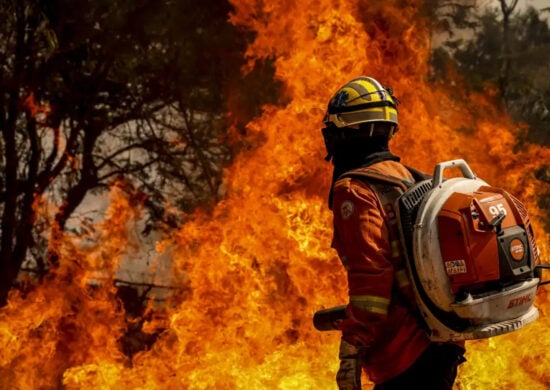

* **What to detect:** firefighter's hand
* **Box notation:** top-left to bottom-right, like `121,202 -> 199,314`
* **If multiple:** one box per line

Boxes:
335,317 -> 373,348
337,339 -> 362,390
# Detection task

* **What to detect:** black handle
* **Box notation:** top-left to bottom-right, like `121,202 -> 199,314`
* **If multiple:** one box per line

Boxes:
313,305 -> 347,331
489,213 -> 506,235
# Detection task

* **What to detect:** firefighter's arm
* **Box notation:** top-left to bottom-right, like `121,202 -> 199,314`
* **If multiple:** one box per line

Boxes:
332,178 -> 394,347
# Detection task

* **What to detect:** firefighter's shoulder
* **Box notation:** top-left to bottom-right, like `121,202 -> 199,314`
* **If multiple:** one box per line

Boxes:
333,176 -> 376,200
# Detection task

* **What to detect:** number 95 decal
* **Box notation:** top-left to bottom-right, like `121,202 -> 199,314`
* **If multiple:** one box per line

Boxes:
488,203 -> 508,216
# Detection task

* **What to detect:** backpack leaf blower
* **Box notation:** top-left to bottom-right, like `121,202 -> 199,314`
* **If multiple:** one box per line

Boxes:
314,159 -> 548,341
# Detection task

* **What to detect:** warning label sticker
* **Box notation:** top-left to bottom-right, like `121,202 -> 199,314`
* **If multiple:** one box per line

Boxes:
445,260 -> 467,275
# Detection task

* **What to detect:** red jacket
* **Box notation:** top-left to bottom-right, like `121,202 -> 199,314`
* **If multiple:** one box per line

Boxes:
331,160 -> 430,384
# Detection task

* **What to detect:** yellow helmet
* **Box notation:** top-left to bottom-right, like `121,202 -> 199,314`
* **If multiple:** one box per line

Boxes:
324,76 -> 399,129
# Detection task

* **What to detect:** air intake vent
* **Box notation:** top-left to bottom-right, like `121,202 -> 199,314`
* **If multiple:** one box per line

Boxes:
510,193 -> 529,221
401,180 -> 433,212
509,193 -> 540,265
398,179 -> 433,246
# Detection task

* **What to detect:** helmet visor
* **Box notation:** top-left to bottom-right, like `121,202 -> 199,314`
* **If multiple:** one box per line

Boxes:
329,107 -> 398,128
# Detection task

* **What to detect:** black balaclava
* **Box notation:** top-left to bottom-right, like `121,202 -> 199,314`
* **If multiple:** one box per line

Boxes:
328,135 -> 400,208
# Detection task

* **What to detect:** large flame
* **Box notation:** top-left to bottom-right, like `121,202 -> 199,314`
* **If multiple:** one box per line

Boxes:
1,0 -> 550,389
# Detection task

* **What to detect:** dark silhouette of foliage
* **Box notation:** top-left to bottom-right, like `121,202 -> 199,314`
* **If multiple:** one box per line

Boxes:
0,0 -> 281,305
430,3 -> 550,146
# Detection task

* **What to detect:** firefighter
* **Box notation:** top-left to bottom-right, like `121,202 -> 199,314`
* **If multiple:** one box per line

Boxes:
322,76 -> 466,389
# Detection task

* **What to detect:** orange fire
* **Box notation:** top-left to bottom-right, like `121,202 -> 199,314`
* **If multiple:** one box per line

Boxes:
1,1 -> 550,389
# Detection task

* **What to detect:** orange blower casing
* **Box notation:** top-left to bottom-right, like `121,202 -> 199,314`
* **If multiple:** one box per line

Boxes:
437,186 -> 539,296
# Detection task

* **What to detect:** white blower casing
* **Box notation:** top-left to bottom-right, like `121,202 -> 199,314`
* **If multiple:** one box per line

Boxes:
397,160 -> 540,341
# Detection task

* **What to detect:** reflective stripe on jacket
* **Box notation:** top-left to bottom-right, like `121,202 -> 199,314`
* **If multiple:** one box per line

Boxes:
331,160 -> 430,384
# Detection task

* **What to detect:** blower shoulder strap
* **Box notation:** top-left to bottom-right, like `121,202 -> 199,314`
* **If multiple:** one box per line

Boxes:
338,167 -> 417,192
404,165 -> 432,182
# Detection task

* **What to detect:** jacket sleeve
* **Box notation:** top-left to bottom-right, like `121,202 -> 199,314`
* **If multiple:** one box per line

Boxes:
331,177 -> 395,341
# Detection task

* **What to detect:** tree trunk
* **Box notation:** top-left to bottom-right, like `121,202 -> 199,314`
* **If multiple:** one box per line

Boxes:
498,0 -> 519,101
0,3 -> 27,306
